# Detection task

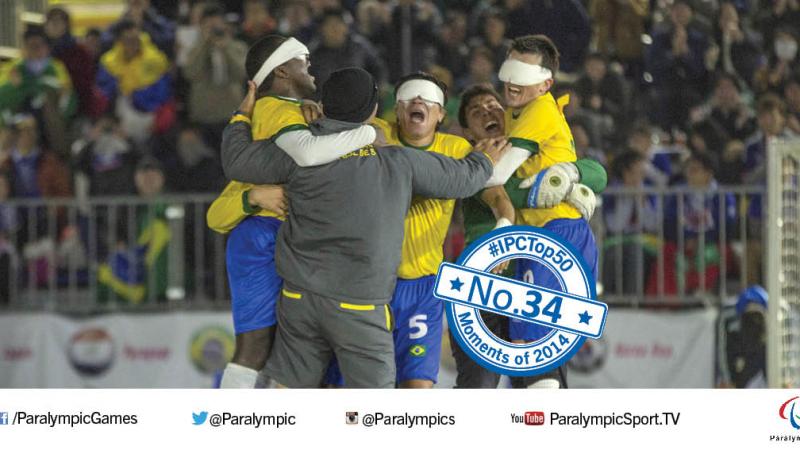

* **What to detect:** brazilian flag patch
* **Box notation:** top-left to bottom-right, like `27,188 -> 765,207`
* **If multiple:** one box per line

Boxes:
409,344 -> 427,357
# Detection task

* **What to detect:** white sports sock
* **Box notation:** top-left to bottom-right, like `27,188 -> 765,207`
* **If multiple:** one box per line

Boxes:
220,363 -> 258,389
526,378 -> 560,389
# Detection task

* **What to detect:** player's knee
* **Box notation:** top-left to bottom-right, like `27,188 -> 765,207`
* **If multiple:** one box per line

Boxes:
399,379 -> 434,389
232,327 -> 276,370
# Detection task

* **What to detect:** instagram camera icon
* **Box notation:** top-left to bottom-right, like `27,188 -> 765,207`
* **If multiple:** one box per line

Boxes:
524,411 -> 545,426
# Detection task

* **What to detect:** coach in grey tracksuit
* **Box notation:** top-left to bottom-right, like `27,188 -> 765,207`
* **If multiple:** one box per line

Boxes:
220,68 -> 504,388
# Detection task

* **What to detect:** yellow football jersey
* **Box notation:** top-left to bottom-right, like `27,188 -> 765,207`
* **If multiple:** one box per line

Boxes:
206,96 -> 307,234
506,92 -> 581,227
372,118 -> 473,279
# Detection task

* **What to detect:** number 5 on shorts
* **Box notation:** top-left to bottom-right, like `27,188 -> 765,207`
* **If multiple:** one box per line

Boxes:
409,314 -> 428,339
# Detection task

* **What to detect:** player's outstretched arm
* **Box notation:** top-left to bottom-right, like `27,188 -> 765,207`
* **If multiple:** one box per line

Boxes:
221,120 -> 296,184
483,145 -> 531,187
406,138 -> 509,199
225,81 -> 376,173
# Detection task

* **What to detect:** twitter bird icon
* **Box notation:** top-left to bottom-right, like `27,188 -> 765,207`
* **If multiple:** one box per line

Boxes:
192,411 -> 208,425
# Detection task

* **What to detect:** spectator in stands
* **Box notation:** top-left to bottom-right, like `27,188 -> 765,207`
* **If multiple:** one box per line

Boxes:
708,2 -> 764,86
755,0 -> 800,50
754,28 -> 798,94
455,46 -> 499,93
308,9 -> 387,93
0,115 -> 71,200
574,53 -> 627,138
469,8 -> 511,70
158,124 -> 225,193
687,119 -> 730,179
654,152 -> 736,296
238,0 -> 277,46
183,3 -> 247,146
82,28 -> 103,63
508,0 -> 591,73
380,0 -> 441,81
435,9 -> 470,78
589,0 -> 649,76
0,115 -> 72,283
96,21 -> 174,145
645,0 -> 710,130
744,94 -> 796,181
276,0 -> 315,43
45,7 -> 99,118
355,0 -> 391,41
704,73 -> 757,142
625,122 -> 674,186
557,84 -> 611,151
572,121 -> 606,165
73,115 -> 137,196
786,74 -> 800,134
104,0 -> 175,57
0,26 -> 77,155
97,156 -> 169,304
603,151 -> 659,295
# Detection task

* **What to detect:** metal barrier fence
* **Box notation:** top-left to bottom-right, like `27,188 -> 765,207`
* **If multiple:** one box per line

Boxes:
0,186 -> 766,312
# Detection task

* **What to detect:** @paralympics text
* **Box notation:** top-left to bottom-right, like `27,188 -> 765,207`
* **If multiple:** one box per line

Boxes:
10,411 -> 138,427
204,412 -> 296,429
359,412 -> 455,428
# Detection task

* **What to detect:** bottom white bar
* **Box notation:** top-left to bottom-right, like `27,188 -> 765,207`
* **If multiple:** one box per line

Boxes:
0,389 -> 797,449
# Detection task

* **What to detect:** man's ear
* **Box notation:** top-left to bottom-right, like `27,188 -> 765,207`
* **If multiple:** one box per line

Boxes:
273,63 -> 290,80
540,78 -> 554,95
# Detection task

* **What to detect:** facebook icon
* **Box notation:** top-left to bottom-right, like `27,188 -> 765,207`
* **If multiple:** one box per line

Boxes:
0,412 -> 8,425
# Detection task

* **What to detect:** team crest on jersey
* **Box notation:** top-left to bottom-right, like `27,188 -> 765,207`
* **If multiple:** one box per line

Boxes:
434,226 -> 607,377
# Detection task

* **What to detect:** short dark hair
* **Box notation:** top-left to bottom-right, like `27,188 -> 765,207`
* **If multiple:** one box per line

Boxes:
756,93 -> 787,116
458,84 -> 502,129
245,35 -> 289,93
509,34 -> 560,74
394,72 -> 449,106
23,25 -> 48,43
115,19 -> 139,39
320,8 -> 350,26
46,7 -> 71,28
611,151 -> 645,180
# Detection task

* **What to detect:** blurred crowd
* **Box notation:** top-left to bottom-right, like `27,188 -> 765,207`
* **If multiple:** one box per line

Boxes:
0,0 -> 798,303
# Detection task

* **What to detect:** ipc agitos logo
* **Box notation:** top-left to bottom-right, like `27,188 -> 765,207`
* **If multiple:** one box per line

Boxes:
779,396 -> 800,430
435,226 -> 607,377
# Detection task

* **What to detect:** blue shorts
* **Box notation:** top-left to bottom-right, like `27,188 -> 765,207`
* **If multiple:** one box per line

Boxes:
510,218 -> 598,342
391,275 -> 443,383
226,216 -> 283,335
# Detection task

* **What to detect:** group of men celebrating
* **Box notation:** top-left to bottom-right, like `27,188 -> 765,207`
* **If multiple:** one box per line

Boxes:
205,32 -> 607,389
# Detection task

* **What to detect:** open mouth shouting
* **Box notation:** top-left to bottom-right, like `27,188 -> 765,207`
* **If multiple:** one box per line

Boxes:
407,103 -> 428,125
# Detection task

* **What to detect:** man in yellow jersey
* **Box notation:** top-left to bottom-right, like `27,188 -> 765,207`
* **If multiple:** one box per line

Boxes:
454,83 -> 606,388
206,35 -> 377,388
370,73 -> 477,388
489,35 -> 601,389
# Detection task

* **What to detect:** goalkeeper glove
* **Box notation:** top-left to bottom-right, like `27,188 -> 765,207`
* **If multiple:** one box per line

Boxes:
520,162 -> 580,208
567,183 -> 597,220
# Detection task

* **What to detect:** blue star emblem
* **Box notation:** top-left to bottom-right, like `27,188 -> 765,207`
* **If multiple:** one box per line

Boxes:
578,311 -> 592,325
450,278 -> 464,291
